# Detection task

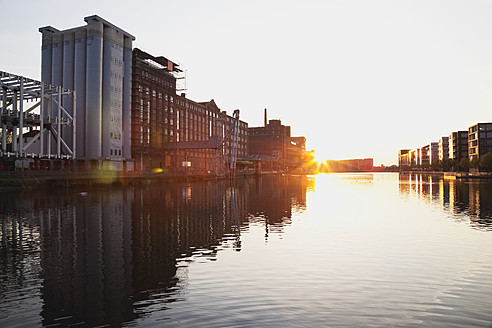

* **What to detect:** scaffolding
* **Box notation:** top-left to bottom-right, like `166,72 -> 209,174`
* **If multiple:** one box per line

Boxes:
0,70 -> 76,162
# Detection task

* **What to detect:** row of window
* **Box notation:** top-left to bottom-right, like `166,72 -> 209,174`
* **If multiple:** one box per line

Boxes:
111,56 -> 123,67
110,131 -> 121,140
138,70 -> 175,88
111,85 -> 122,94
110,114 -> 121,123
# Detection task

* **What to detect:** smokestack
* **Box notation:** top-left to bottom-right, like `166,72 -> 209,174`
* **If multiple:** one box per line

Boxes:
264,108 -> 267,126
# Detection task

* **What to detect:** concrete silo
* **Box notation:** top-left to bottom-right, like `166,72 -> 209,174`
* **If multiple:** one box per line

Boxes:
39,15 -> 135,171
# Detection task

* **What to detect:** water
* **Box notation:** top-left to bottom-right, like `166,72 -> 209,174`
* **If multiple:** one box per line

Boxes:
1,173 -> 492,327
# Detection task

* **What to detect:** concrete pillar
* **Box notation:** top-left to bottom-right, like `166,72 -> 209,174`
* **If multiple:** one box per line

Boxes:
1,87 -> 7,153
74,28 -> 87,158
51,32 -> 63,88
85,18 -> 103,158
39,27 -> 58,84
49,32 -> 63,155
122,36 -> 132,160
102,25 -> 124,158
62,31 -> 75,148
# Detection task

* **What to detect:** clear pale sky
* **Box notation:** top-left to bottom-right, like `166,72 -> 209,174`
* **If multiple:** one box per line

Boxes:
2,0 -> 492,165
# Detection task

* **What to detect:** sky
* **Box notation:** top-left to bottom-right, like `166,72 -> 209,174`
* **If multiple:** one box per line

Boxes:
2,0 -> 492,165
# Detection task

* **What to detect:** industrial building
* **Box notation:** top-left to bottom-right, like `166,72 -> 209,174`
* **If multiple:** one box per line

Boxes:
131,48 -> 248,175
0,71 -> 76,170
39,15 -> 135,171
1,15 -> 312,175
248,109 -> 306,172
131,48 -> 181,171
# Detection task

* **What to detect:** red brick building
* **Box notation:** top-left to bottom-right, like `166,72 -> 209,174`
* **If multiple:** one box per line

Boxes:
131,48 -> 247,174
248,117 -> 306,171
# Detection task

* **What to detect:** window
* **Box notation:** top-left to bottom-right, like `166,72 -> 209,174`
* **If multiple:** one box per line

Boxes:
140,100 -> 144,121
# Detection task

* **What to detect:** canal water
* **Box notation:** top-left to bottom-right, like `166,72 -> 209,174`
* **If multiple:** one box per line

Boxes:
1,173 -> 492,327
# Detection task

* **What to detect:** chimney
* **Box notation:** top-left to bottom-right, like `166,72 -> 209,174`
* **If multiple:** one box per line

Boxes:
264,108 -> 267,126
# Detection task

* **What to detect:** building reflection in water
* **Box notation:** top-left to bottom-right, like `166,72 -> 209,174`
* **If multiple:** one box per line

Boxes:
0,175 -> 310,327
399,173 -> 492,231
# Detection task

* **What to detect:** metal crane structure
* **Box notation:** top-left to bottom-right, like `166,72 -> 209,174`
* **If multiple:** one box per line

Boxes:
0,71 -> 76,167
227,109 -> 240,179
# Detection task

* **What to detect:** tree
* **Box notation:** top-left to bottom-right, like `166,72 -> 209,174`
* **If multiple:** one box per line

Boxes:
431,161 -> 440,171
479,152 -> 492,172
441,159 -> 453,172
458,157 -> 470,172
449,158 -> 458,172
471,157 -> 480,170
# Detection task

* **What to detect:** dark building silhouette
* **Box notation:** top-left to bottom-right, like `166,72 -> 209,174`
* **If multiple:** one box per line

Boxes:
248,112 -> 306,171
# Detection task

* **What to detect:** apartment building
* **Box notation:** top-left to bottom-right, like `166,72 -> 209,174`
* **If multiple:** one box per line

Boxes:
429,142 -> 439,164
449,131 -> 468,161
398,149 -> 410,167
419,145 -> 430,165
438,137 -> 449,161
468,123 -> 492,161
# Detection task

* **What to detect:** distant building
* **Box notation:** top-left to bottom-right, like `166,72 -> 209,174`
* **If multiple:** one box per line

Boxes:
417,143 -> 438,166
327,158 -> 374,172
438,137 -> 449,161
398,149 -> 410,167
468,122 -> 492,161
429,142 -> 439,164
39,15 -> 135,171
449,131 -> 468,161
410,149 -> 418,166
248,113 -> 305,171
419,145 -> 430,166
290,137 -> 307,168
